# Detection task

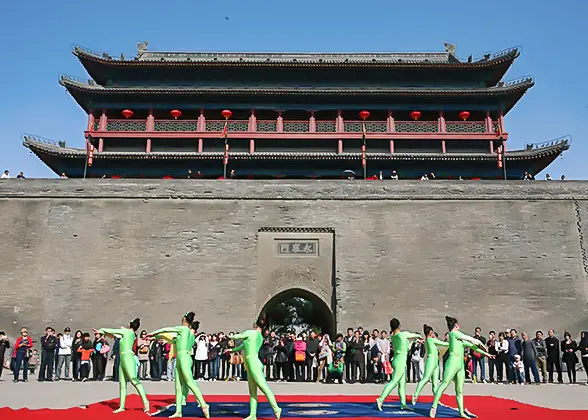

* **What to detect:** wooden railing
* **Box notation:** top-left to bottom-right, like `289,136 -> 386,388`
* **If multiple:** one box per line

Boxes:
91,118 -> 492,134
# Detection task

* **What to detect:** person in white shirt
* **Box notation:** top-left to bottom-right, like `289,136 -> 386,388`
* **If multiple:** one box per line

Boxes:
1,170 -> 9,179
56,327 -> 73,380
494,332 -> 510,383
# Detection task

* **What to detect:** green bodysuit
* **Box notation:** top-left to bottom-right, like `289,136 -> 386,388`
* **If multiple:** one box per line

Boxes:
412,337 -> 448,404
99,328 -> 149,412
150,326 -> 209,418
430,330 -> 490,419
232,329 -> 281,420
377,331 -> 421,409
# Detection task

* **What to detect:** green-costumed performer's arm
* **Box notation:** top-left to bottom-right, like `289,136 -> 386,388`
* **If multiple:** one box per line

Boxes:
99,328 -> 125,339
150,326 -> 183,336
463,341 -> 492,358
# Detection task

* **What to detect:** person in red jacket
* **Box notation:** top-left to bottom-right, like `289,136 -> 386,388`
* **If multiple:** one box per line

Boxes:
13,327 -> 33,382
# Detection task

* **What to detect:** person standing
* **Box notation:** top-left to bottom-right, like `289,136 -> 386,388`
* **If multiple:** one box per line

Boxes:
305,331 -> 319,382
470,327 -> 487,383
494,332 -> 509,383
507,329 -> 522,384
343,328 -> 355,383
532,331 -> 548,383
0,331 -> 10,379
545,329 -> 563,383
560,332 -> 578,384
38,327 -> 58,382
56,327 -> 73,380
137,330 -> 150,380
521,332 -> 540,384
486,331 -> 497,382
578,331 -> 588,385
351,331 -> 366,383
12,328 -> 33,382
71,330 -> 83,381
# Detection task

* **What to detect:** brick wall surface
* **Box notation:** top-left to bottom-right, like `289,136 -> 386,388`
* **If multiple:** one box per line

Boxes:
0,180 -> 586,340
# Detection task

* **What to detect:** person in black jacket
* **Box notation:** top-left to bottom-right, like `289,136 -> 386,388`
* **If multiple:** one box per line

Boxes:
111,337 -> 121,382
486,331 -> 498,382
579,331 -> 588,384
0,331 -> 10,379
351,331 -> 366,383
71,330 -> 83,381
545,329 -> 563,383
560,332 -> 578,384
305,331 -> 319,382
38,327 -> 58,382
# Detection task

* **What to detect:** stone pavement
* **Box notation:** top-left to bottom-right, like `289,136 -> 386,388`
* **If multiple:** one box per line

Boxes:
1,378 -> 587,410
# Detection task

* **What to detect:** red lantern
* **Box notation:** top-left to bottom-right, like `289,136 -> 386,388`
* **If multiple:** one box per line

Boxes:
410,111 -> 422,121
122,109 -> 134,119
221,110 -> 232,119
170,109 -> 182,119
359,110 -> 370,120
459,111 -> 470,121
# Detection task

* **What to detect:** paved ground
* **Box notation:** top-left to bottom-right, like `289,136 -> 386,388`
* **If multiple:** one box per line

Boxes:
1,378 -> 587,410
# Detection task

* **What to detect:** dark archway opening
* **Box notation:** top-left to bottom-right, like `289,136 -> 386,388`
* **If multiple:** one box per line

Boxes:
260,288 -> 335,336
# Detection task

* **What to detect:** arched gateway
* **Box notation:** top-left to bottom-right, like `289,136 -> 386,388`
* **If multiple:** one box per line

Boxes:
258,288 -> 336,335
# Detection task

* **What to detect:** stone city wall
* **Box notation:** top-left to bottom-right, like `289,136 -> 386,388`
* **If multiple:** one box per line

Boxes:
0,180 -> 586,340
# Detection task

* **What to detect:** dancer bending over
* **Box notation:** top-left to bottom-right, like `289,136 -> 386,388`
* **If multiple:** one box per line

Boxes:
376,318 -> 422,410
149,312 -> 209,418
429,316 -> 494,419
93,318 -> 149,413
228,317 -> 282,420
412,324 -> 448,405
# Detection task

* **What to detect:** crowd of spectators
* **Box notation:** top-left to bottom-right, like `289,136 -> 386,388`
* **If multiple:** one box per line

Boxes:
1,326 -> 586,386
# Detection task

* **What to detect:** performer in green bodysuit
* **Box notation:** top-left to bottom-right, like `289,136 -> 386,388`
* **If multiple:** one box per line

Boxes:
412,324 -> 448,405
93,318 -> 149,413
229,317 -> 281,420
429,317 -> 494,419
376,318 -> 422,411
149,312 -> 209,419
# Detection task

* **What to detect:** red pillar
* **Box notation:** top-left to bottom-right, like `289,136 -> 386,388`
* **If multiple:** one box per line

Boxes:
197,110 -> 205,131
249,110 -> 257,132
87,113 -> 95,131
309,113 -> 316,133
390,140 -> 395,154
249,139 -> 255,154
336,110 -> 343,132
441,141 -> 446,153
98,138 -> 104,153
489,140 -> 494,153
277,113 -> 284,132
498,110 -> 505,134
146,111 -> 155,131
485,110 -> 492,132
146,139 -> 151,153
387,112 -> 395,132
338,139 -> 343,154
198,138 -> 203,153
438,111 -> 446,132
99,109 -> 107,131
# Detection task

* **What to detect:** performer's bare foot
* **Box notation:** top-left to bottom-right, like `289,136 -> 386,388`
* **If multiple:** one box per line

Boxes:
202,404 -> 210,419
459,413 -> 470,419
429,406 -> 437,418
464,409 -> 477,418
274,407 -> 282,420
143,403 -> 150,413
376,398 -> 383,411
170,412 -> 182,418
242,416 -> 256,420
113,408 -> 125,414
411,395 -> 417,406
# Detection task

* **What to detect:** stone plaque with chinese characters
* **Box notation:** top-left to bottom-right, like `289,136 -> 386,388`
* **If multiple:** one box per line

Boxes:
275,240 -> 319,256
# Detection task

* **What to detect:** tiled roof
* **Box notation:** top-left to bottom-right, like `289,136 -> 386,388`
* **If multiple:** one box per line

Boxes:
74,46 -> 519,68
60,75 -> 534,96
23,136 -> 568,161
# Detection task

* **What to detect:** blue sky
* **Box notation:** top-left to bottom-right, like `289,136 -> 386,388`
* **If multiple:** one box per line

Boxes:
0,0 -> 586,178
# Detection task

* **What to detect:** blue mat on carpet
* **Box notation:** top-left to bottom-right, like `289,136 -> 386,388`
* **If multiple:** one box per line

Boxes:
153,401 -> 460,418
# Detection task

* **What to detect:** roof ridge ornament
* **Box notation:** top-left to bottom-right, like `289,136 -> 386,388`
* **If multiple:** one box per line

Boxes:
137,41 -> 148,59
444,42 -> 456,56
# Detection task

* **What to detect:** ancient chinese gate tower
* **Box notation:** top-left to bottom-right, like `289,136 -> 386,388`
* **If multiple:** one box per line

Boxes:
25,42 -> 568,179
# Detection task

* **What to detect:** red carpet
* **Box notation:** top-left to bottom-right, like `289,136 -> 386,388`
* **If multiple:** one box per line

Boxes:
1,395 -> 587,420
